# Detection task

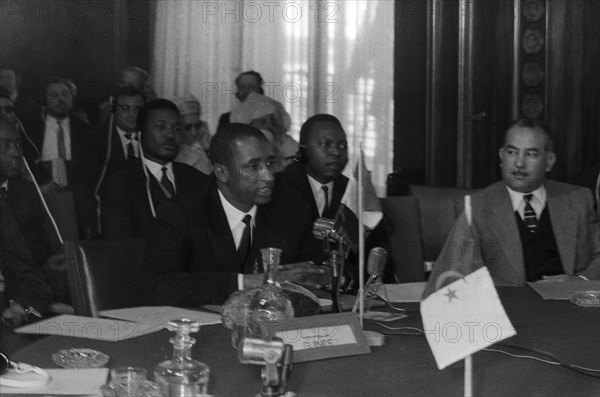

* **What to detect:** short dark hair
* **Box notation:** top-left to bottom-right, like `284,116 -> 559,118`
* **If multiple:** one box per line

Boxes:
235,70 -> 264,89
504,118 -> 554,152
136,98 -> 179,132
113,85 -> 146,103
210,123 -> 268,167
299,114 -> 344,145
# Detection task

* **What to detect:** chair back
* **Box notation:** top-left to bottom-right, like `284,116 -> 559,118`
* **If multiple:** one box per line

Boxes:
380,196 -> 426,282
409,185 -> 476,261
65,239 -> 147,317
42,191 -> 79,252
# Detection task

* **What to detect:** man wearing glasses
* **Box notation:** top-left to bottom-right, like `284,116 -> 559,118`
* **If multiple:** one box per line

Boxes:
144,123 -> 328,306
100,99 -> 209,239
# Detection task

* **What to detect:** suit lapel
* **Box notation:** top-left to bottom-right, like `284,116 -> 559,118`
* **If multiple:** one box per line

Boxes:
247,208 -> 286,273
324,175 -> 348,218
205,186 -> 239,273
546,181 -> 577,274
484,183 -> 525,280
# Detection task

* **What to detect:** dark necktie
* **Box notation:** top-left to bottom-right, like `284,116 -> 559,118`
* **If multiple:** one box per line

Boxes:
160,166 -> 175,197
124,132 -> 137,159
321,185 -> 329,216
238,214 -> 252,269
56,119 -> 66,159
523,194 -> 537,233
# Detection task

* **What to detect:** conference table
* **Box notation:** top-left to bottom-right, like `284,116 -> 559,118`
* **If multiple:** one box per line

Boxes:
10,287 -> 600,396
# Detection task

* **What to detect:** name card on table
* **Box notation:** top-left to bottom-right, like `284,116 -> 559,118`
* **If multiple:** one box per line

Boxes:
267,312 -> 370,363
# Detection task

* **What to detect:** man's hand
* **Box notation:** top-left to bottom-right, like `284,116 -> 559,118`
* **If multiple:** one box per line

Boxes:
1,304 -> 28,328
538,274 -> 586,282
242,262 -> 331,290
278,261 -> 331,289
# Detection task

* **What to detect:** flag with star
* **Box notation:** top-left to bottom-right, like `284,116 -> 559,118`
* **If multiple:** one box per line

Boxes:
420,196 -> 516,369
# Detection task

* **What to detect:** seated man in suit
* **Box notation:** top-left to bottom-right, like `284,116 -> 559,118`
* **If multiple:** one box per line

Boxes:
144,123 -> 328,306
21,77 -> 101,238
94,86 -> 146,197
427,119 -> 599,290
100,99 -> 210,239
277,114 -> 349,219
0,116 -> 54,329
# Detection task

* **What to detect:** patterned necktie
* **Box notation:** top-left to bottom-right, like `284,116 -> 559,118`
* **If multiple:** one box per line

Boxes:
238,214 -> 252,269
523,194 -> 537,233
56,119 -> 66,159
321,185 -> 329,216
124,132 -> 137,158
160,167 -> 175,197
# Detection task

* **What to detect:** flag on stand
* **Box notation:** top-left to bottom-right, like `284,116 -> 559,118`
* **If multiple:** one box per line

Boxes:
333,150 -> 383,248
420,196 -> 516,370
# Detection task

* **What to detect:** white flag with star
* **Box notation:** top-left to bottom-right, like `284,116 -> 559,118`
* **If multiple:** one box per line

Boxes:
420,266 -> 516,369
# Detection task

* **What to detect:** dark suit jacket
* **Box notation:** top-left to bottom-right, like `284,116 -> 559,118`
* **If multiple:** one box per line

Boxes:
3,177 -> 52,267
92,119 -> 129,197
100,159 -> 210,239
0,248 -> 54,316
427,180 -> 600,289
144,179 -> 322,306
21,114 -> 102,238
276,162 -> 348,220
13,94 -> 40,122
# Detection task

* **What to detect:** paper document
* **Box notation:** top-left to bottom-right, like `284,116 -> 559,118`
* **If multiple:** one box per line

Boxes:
527,280 -> 600,300
0,368 -> 108,395
15,315 -> 159,341
377,282 -> 426,302
100,306 -> 222,328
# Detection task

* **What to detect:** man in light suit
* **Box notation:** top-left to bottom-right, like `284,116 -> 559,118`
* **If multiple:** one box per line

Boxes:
429,119 -> 599,287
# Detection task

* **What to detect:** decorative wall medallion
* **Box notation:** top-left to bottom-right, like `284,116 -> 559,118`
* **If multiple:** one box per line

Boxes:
522,62 -> 544,87
521,94 -> 544,119
522,28 -> 544,54
523,0 -> 545,22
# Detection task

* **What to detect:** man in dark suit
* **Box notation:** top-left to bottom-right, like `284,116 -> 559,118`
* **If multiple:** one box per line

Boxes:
144,123 -> 328,306
93,86 -> 146,197
100,99 -> 209,239
0,66 -> 40,121
426,119 -> 599,292
0,116 -> 53,329
277,114 -> 349,220
20,78 -> 101,238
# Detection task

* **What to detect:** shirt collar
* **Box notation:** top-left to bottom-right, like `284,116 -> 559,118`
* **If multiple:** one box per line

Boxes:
306,173 -> 334,198
0,180 -> 8,190
142,157 -> 173,182
506,184 -> 547,217
217,188 -> 257,230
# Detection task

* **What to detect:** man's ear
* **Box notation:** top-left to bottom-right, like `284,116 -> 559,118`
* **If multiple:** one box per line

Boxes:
498,147 -> 505,162
213,162 -> 228,183
545,152 -> 556,172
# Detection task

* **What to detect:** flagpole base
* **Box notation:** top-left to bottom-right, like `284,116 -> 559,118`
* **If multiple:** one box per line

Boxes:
364,330 -> 385,346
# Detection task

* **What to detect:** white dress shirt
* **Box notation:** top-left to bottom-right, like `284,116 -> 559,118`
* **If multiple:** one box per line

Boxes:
116,126 -> 139,158
41,116 -> 71,161
506,185 -> 547,220
217,189 -> 257,290
307,174 -> 334,216
142,158 -> 176,194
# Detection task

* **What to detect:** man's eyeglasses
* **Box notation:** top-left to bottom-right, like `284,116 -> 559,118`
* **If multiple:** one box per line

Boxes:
115,104 -> 142,112
0,105 -> 15,113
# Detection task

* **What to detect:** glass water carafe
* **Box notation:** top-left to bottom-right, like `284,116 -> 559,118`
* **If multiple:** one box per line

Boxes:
154,319 -> 210,397
248,247 -> 294,322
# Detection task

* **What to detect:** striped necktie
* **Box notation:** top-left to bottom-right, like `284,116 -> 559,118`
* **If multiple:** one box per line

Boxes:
56,119 -> 66,159
523,194 -> 537,233
160,167 -> 175,197
238,214 -> 252,269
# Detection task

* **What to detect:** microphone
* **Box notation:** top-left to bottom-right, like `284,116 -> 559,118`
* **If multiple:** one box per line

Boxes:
367,247 -> 387,278
353,247 -> 387,313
